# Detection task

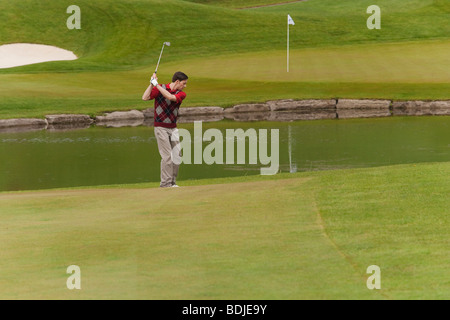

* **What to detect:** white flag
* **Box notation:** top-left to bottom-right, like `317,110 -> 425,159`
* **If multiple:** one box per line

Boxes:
288,14 -> 295,25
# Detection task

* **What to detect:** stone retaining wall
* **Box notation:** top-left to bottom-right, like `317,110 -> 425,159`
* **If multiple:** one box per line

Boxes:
0,118 -> 47,129
0,99 -> 449,132
267,99 -> 336,112
46,114 -> 94,131
393,101 -> 450,116
0,118 -> 47,133
46,114 -> 93,125
95,110 -> 145,128
337,99 -> 391,119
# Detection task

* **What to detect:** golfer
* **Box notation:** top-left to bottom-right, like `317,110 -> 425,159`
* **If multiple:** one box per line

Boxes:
142,71 -> 189,188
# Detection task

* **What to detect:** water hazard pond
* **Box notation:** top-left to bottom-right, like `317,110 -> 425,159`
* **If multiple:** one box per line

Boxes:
0,116 -> 449,192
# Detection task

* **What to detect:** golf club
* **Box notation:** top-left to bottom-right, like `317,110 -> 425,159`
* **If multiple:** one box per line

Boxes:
155,42 -> 171,74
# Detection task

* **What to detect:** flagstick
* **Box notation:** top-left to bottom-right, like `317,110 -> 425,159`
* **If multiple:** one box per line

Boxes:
287,17 -> 290,73
287,14 -> 295,73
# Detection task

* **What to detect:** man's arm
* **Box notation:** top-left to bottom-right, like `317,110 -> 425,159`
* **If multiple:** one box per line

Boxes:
142,84 -> 153,101
154,84 -> 178,102
142,73 -> 157,101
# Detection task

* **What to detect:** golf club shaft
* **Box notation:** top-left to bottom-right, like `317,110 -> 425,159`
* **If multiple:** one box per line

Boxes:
155,44 -> 166,74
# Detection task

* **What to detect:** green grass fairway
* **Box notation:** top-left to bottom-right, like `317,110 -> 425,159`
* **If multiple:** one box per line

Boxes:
165,40 -> 450,83
1,162 -> 448,299
0,0 -> 449,118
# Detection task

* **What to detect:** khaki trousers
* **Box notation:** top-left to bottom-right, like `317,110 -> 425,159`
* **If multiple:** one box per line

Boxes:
154,126 -> 181,187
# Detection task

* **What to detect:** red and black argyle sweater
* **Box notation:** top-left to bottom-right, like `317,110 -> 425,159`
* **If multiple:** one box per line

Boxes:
150,84 -> 186,128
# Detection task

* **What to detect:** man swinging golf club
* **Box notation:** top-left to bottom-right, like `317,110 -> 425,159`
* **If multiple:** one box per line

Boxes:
142,43 -> 188,187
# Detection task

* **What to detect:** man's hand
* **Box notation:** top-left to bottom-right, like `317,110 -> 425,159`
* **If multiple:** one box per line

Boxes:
143,73 -> 158,101
150,73 -> 158,86
151,78 -> 159,86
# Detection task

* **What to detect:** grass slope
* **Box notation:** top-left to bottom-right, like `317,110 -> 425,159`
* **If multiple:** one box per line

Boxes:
0,162 -> 448,299
1,0 -> 448,72
0,0 -> 448,118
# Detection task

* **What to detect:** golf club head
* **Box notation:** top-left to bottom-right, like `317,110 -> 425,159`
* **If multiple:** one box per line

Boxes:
164,42 -> 171,46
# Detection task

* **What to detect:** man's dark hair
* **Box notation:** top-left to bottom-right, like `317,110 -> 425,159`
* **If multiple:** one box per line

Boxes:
172,71 -> 188,82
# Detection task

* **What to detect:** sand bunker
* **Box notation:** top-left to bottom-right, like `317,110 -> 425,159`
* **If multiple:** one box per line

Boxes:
0,43 -> 78,69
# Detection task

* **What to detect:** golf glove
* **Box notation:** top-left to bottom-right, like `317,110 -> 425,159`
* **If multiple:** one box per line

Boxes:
151,78 -> 158,86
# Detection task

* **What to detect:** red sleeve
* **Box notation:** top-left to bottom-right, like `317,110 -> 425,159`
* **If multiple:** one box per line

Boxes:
149,86 -> 160,100
175,91 -> 186,104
